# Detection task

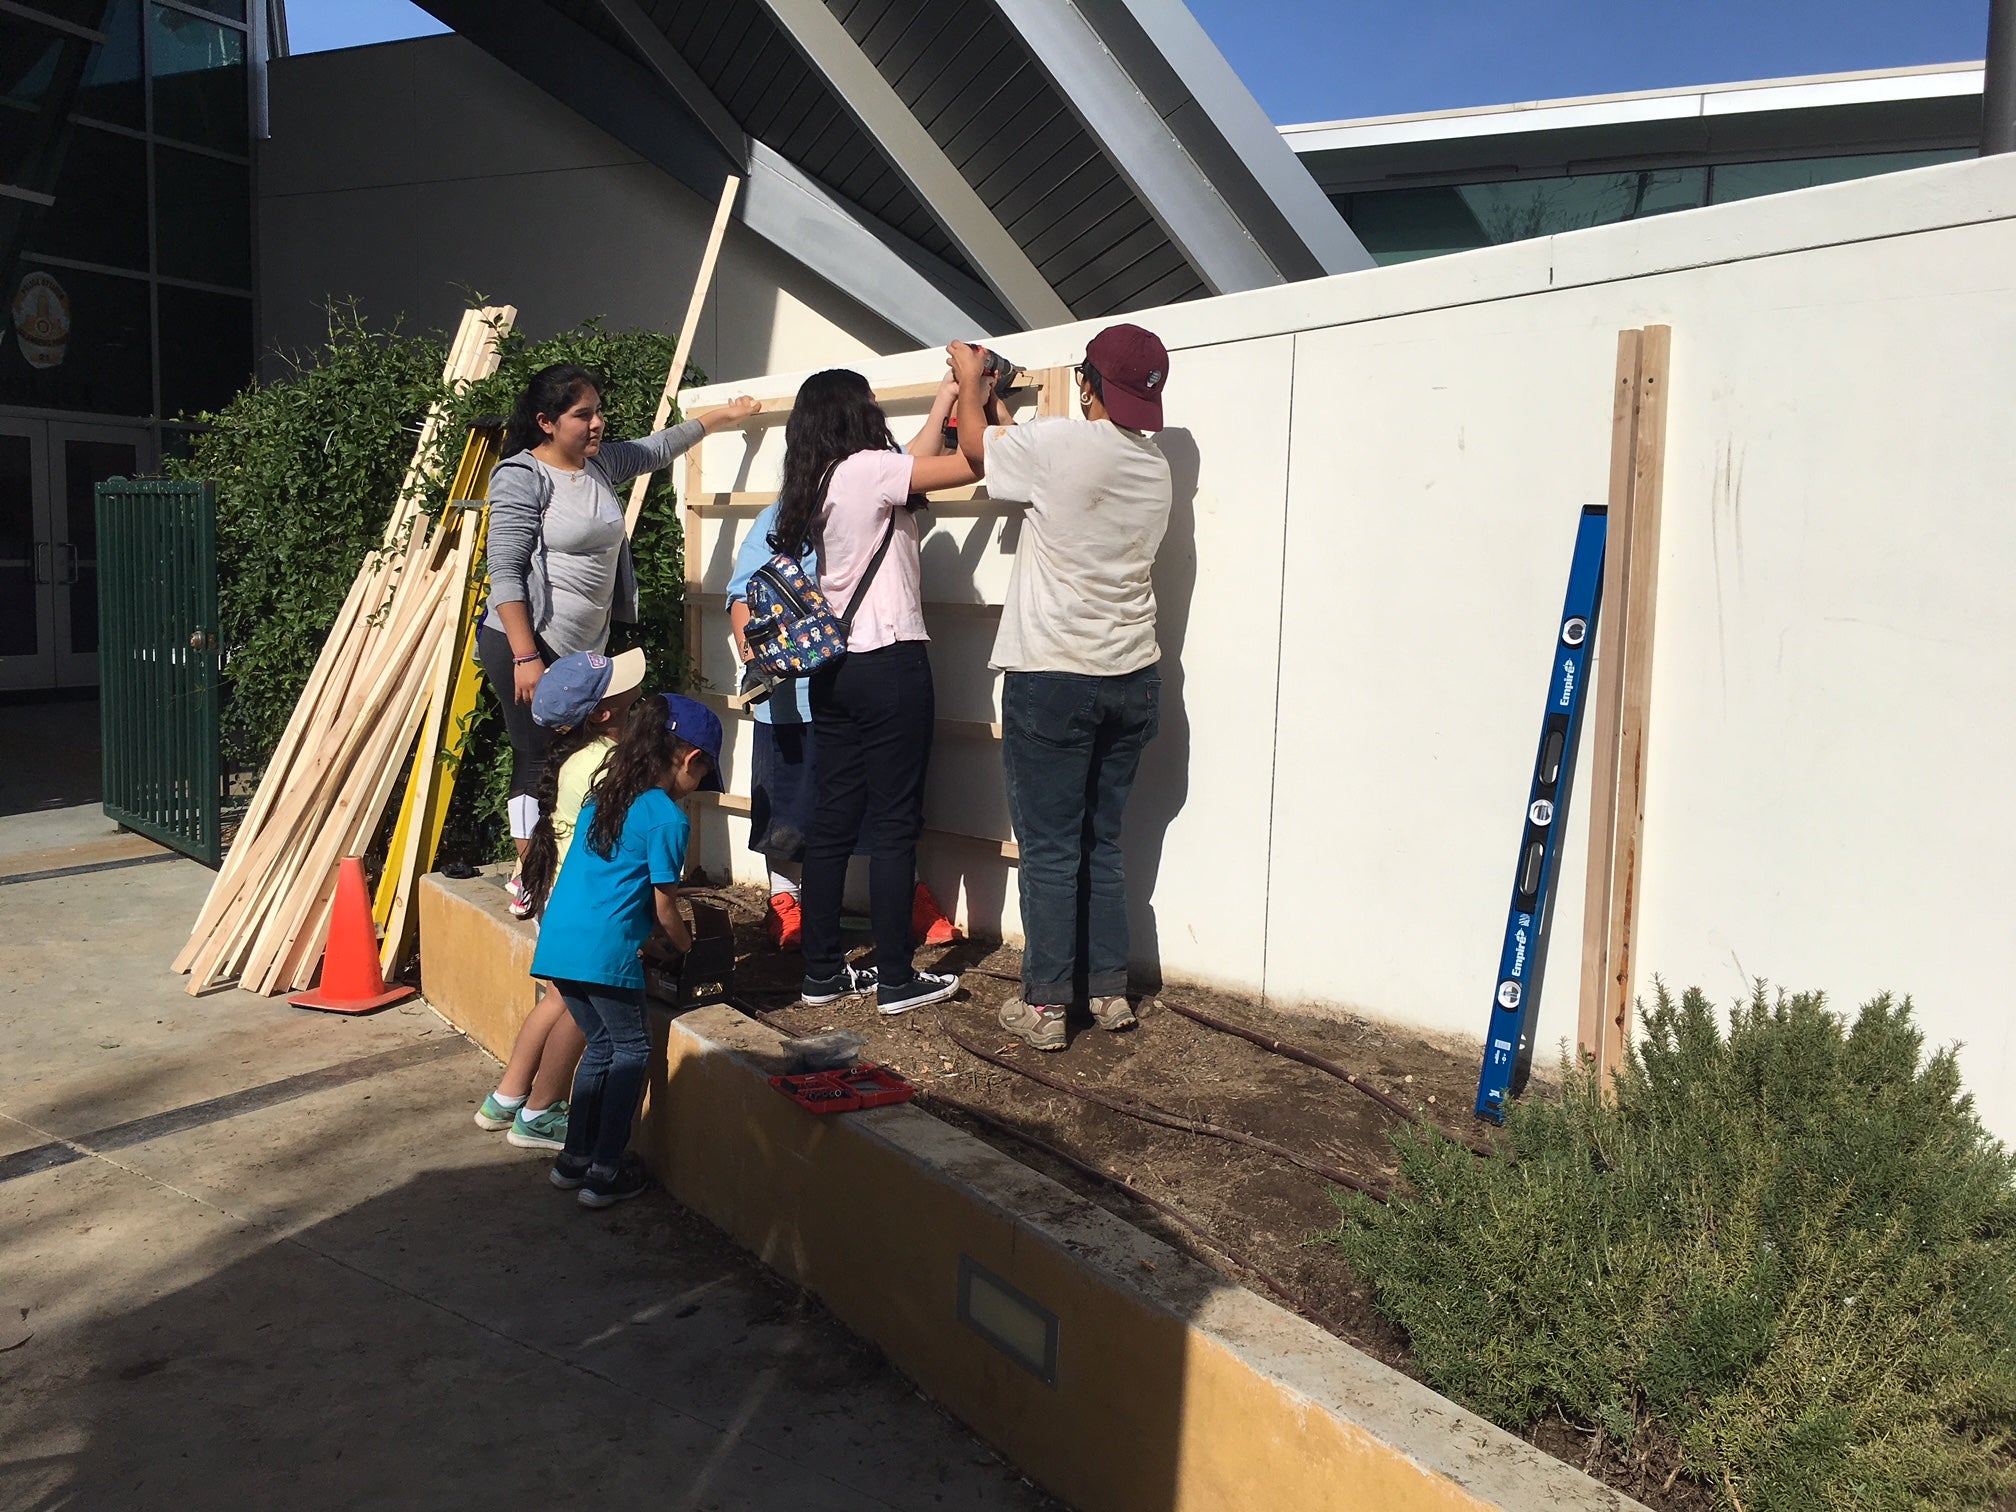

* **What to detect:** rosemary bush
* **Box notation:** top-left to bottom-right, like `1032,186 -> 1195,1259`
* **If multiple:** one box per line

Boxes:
1328,985 -> 2016,1510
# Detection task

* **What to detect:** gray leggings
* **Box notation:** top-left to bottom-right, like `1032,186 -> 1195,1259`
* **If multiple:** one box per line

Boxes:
475,623 -> 551,799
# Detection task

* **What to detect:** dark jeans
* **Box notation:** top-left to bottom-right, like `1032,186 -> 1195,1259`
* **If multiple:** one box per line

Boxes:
552,977 -> 650,1170
475,623 -> 552,798
801,641 -> 934,987
1001,665 -> 1160,1007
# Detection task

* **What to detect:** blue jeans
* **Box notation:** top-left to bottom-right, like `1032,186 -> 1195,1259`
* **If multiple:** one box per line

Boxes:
552,978 -> 650,1170
1001,666 -> 1160,1007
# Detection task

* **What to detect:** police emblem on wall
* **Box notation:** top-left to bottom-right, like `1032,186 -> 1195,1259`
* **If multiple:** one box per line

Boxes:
12,272 -> 71,370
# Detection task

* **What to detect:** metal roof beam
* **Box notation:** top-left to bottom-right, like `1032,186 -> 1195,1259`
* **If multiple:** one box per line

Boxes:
415,0 -> 1010,345
754,0 -> 1072,330
593,0 -> 750,168
996,0 -> 1284,294
1086,0 -> 1372,277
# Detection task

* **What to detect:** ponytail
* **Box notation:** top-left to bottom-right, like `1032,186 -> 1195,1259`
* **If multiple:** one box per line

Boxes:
516,722 -> 602,915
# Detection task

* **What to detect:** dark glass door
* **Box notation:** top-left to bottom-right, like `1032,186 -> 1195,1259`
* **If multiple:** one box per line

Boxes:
0,422 -> 52,689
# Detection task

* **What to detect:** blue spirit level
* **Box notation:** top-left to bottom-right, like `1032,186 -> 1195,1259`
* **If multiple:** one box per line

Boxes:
1474,505 -> 1608,1124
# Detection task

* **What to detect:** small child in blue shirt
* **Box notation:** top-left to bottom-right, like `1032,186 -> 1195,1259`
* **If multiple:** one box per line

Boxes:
531,692 -> 723,1207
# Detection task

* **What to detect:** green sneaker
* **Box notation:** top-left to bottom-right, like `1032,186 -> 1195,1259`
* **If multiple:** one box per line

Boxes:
506,1102 -> 569,1150
473,1093 -> 521,1131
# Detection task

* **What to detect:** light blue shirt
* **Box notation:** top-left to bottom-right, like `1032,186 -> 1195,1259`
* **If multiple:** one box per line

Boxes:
531,790 -> 688,990
725,503 -> 814,725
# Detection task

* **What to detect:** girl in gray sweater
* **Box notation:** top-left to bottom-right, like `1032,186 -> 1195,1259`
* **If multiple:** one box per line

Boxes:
478,362 -> 756,896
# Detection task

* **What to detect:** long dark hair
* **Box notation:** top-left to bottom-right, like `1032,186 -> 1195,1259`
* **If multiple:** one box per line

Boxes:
517,722 -> 606,915
585,696 -> 699,859
504,363 -> 604,456
769,368 -> 895,557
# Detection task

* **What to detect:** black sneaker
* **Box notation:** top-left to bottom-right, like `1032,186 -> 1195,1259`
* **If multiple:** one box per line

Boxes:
578,1153 -> 652,1209
877,969 -> 961,1016
801,963 -> 878,1006
549,1154 -> 591,1190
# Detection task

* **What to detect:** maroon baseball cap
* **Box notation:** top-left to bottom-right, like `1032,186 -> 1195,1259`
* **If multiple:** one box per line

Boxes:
1083,323 -> 1170,431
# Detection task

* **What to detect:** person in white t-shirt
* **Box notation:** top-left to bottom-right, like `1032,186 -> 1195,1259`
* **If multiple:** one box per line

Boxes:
948,325 -> 1173,1051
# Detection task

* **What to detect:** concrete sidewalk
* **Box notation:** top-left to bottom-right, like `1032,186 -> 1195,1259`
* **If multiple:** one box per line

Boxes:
0,807 -> 1056,1511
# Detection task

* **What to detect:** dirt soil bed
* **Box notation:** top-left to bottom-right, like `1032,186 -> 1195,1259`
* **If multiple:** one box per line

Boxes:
694,885 -> 1715,1510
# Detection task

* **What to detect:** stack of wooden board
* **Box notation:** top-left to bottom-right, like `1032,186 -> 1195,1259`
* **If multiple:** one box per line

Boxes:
175,304 -> 517,997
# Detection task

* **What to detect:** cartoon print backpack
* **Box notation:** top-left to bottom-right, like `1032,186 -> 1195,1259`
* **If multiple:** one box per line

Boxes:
736,468 -> 897,707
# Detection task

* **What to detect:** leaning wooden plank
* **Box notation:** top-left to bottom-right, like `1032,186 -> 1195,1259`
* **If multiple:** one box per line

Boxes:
626,177 -> 740,537
375,510 -> 484,975
184,540 -> 443,987
1575,330 -> 1644,1068
177,307 -> 508,974
171,561 -> 374,973
278,654 -> 440,994
194,559 -> 453,992
1596,324 -> 1674,1088
243,570 -> 453,993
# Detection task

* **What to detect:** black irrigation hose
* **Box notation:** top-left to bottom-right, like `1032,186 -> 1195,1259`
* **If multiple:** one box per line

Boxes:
965,965 -> 1487,1157
1158,999 -> 1495,1159
916,1091 -> 1348,1337
933,1010 -> 1388,1201
736,986 -> 1387,1198
734,993 -> 1354,1333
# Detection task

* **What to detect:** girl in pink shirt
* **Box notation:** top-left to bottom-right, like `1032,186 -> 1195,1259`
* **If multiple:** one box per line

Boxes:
767,350 -> 988,1014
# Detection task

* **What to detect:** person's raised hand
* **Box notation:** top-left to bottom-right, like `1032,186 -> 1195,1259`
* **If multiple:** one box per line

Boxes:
696,396 -> 762,431
946,341 -> 985,388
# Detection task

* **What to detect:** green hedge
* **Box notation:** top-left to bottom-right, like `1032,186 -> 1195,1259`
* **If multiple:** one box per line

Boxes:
168,302 -> 700,863
1328,985 -> 2016,1510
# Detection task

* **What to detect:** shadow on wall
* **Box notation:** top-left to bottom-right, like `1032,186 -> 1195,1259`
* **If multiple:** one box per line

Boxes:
1122,428 -> 1199,994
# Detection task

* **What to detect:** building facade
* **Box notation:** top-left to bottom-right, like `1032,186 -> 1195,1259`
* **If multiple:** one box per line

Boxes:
1286,64 -> 1983,264
2,0 -> 278,692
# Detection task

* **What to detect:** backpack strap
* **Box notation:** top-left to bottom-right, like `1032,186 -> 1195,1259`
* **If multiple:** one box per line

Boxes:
836,514 -> 899,639
811,455 -> 901,640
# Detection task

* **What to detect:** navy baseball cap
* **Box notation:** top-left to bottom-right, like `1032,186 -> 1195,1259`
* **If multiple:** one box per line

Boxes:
531,648 -> 647,731
661,692 -> 725,792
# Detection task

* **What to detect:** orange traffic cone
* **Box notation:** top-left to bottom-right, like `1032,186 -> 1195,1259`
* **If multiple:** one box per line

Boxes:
289,857 -> 416,1014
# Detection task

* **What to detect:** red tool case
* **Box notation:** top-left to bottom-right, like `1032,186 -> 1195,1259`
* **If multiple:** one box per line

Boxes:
769,1063 -> 915,1114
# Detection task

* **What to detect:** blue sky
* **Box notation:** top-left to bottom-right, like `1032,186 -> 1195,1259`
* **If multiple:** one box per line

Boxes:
287,0 -> 1990,123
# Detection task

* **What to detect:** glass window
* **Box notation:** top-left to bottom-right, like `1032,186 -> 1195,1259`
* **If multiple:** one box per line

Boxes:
0,433 -> 35,658
0,265 -> 153,416
148,4 -> 246,154
76,0 -> 145,127
1341,169 -> 1709,265
1709,150 -> 1973,204
0,17 -> 66,112
157,283 -> 251,417
63,436 -> 141,654
154,143 -> 250,286
34,124 -> 149,272
0,106 -> 40,187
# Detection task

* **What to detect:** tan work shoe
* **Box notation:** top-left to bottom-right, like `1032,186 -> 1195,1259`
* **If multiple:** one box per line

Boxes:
1090,995 -> 1137,1032
999,999 -> 1066,1051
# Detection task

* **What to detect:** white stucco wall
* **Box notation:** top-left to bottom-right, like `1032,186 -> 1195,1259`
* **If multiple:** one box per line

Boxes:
256,35 -> 909,384
682,154 -> 2016,1139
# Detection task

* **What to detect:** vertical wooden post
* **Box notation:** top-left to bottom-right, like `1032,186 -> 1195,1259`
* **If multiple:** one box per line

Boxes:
1596,324 -> 1673,1088
627,175 -> 740,537
1576,330 -> 1644,1067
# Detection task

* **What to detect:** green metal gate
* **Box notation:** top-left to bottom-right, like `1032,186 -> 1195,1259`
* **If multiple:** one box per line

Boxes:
97,479 -> 222,866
